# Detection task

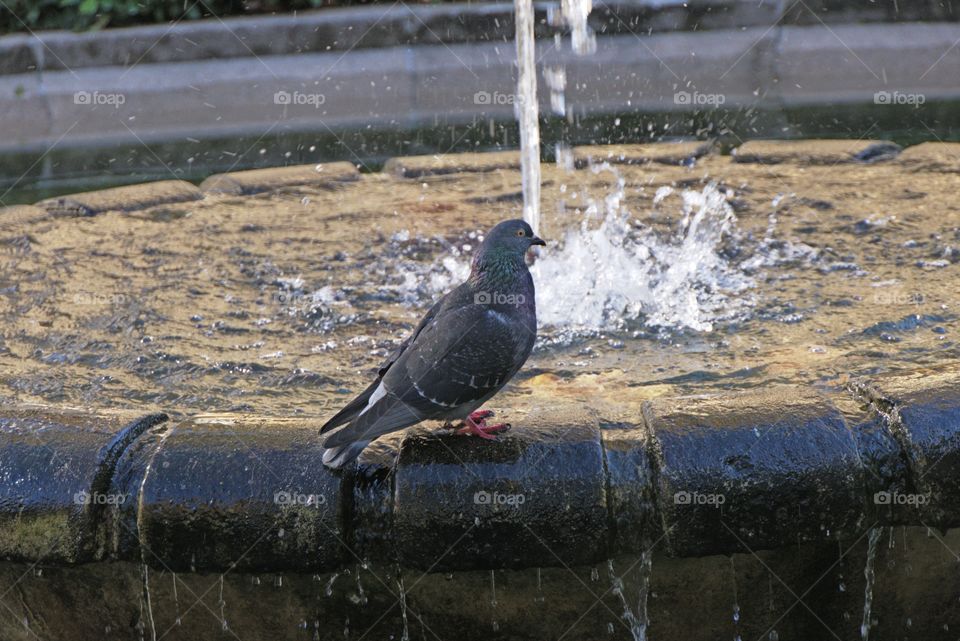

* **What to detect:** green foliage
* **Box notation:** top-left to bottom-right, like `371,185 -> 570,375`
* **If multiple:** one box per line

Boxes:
0,0 -> 335,35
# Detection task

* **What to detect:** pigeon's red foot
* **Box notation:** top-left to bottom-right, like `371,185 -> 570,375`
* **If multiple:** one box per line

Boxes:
454,415 -> 510,440
468,409 -> 495,423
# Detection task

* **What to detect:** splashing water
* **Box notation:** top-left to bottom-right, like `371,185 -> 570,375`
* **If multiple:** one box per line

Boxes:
391,173 -> 755,335
536,167 -> 753,333
510,0 -> 754,334
391,0 -> 760,336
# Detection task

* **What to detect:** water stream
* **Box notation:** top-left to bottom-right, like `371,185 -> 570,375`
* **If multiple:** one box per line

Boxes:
607,555 -> 652,641
514,0 -> 541,235
861,527 -> 884,640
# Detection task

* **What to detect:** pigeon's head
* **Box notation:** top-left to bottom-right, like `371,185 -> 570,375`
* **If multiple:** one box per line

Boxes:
479,219 -> 546,257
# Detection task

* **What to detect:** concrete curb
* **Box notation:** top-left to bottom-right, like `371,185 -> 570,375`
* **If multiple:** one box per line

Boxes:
8,0 -> 944,75
1,18 -> 958,169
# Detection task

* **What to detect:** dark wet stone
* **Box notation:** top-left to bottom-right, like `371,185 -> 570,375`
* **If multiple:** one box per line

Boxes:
862,314 -> 947,337
646,387 -> 864,557
136,416 -> 346,572
854,142 -> 902,163
866,369 -> 960,527
392,406 -> 608,571
0,409 -> 166,563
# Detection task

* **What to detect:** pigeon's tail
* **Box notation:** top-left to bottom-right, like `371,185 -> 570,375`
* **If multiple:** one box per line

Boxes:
320,378 -> 381,435
321,440 -> 370,469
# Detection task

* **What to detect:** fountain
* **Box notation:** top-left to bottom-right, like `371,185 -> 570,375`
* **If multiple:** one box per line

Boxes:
1,2 -> 960,640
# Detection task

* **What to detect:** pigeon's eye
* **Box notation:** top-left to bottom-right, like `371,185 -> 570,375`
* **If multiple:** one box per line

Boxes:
516,229 -> 525,237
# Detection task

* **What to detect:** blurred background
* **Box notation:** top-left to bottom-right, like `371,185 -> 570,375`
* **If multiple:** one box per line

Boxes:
0,0 -> 958,205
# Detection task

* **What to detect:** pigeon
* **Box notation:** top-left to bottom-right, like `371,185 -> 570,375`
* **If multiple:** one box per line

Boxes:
320,219 -> 546,468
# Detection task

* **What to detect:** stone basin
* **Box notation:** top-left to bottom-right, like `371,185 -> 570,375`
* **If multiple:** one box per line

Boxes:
1,141 -> 960,640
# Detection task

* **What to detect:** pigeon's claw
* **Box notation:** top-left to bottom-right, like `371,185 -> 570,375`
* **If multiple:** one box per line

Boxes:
454,416 -> 510,440
468,409 -> 495,423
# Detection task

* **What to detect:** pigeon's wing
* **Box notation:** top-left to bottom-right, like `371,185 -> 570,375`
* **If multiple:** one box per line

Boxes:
319,293 -> 448,435
323,303 -> 534,448
375,293 -> 448,376
389,303 -> 536,417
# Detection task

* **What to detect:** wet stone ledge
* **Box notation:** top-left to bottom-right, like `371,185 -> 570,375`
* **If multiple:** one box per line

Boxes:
2,370 -> 960,574
646,387 -> 866,557
34,180 -> 203,217
199,161 -> 359,195
731,139 -> 901,165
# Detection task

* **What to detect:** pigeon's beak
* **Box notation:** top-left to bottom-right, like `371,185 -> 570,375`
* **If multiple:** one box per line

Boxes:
530,235 -> 546,247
